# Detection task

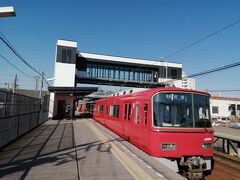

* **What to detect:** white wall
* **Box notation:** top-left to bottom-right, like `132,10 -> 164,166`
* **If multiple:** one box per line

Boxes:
57,40 -> 77,48
54,62 -> 76,87
210,98 -> 240,118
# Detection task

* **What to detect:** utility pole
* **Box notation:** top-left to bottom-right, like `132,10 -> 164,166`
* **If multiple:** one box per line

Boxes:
34,75 -> 40,91
12,74 -> 18,93
39,71 -> 44,102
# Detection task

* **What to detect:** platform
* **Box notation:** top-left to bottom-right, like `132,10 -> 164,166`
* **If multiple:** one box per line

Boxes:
0,119 -> 184,180
214,127 -> 240,142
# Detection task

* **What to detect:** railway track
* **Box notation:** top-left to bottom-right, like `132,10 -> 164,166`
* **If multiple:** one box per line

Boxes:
205,151 -> 240,180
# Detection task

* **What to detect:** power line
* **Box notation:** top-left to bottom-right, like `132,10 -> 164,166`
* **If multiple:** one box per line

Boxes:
134,17 -> 240,72
0,32 -> 39,74
187,61 -> 240,78
160,19 -> 240,61
0,31 -> 50,86
0,54 -> 34,79
166,60 -> 240,85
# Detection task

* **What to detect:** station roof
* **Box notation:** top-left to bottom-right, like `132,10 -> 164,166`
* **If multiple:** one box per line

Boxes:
211,96 -> 240,102
48,86 -> 98,96
78,52 -> 182,68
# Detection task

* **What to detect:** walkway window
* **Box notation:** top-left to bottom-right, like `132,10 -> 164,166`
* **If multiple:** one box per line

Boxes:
120,68 -> 125,80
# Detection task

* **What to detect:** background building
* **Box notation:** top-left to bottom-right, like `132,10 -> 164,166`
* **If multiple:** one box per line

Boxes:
210,96 -> 240,120
173,71 -> 196,90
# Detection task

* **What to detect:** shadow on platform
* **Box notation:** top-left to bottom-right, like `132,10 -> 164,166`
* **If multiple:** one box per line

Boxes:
0,119 -> 125,179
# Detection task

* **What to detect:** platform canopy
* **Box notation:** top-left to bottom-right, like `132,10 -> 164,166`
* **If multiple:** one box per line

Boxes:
48,86 -> 98,96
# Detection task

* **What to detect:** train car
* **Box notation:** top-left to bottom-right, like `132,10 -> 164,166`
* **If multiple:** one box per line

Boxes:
77,100 -> 95,117
93,87 -> 214,179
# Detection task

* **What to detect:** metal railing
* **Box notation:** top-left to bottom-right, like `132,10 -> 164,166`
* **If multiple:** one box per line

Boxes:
214,132 -> 240,157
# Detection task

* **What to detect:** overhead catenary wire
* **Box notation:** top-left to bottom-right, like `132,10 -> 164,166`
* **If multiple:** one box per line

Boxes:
166,60 -> 240,85
187,61 -> 240,78
160,19 -> 240,61
0,31 -> 50,87
134,17 -> 240,72
0,54 -> 34,79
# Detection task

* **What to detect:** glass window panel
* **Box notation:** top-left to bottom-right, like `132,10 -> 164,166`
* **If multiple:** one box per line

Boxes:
212,106 -> 219,114
135,104 -> 140,124
153,93 -> 193,127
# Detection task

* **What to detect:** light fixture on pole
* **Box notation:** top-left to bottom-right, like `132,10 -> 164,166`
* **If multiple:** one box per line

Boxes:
0,6 -> 16,17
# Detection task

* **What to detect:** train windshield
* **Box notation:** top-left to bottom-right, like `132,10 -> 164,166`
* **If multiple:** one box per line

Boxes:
153,93 -> 211,128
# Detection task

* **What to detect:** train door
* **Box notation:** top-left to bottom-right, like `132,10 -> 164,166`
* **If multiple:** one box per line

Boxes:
104,104 -> 108,125
142,102 -> 149,151
123,102 -> 132,140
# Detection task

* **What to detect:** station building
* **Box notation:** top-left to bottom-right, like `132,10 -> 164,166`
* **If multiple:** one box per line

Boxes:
49,39 -> 184,119
210,96 -> 240,120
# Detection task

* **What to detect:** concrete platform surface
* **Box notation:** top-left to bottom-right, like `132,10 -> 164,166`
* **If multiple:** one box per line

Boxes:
0,119 -> 134,180
214,127 -> 240,142
0,119 -> 184,180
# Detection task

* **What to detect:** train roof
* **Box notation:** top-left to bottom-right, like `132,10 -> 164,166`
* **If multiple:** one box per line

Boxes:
97,87 -> 210,102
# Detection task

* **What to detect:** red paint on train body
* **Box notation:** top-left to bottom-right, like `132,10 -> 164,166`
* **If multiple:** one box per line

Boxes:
93,87 -> 214,176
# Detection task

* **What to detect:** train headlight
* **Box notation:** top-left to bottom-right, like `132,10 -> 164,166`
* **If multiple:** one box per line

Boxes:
202,143 -> 212,149
161,143 -> 176,150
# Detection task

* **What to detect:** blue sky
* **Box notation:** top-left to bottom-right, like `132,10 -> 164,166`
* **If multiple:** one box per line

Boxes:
0,0 -> 240,96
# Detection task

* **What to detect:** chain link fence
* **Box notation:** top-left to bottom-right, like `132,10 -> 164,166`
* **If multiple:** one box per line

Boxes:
0,90 -> 49,148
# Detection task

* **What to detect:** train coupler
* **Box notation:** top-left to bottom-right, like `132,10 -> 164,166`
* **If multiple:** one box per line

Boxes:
180,156 -> 206,180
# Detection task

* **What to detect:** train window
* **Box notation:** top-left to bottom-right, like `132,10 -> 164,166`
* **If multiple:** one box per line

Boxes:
153,93 -> 211,128
98,105 -> 104,114
110,105 -> 114,116
128,104 -> 132,120
144,104 -> 148,125
193,94 -> 211,128
153,93 -> 193,127
135,104 -> 140,124
110,105 -> 120,118
124,104 -> 127,119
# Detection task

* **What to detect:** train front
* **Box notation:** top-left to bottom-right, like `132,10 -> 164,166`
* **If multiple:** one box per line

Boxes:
150,90 -> 214,179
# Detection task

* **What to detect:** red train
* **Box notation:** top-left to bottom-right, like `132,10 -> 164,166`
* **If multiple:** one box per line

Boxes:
77,100 -> 95,117
93,87 -> 214,179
